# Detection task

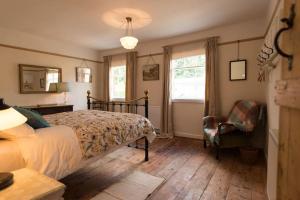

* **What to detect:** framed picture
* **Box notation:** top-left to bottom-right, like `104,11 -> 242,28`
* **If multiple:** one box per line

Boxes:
76,67 -> 92,83
143,64 -> 159,81
229,60 -> 247,81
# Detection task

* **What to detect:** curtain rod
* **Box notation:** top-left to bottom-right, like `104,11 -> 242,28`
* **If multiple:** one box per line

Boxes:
218,36 -> 264,46
0,43 -> 103,64
102,51 -> 138,58
1,35 -> 263,64
137,36 -> 264,58
162,36 -> 219,48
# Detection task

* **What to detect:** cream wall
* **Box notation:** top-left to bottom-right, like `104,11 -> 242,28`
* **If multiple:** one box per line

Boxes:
0,23 -> 101,110
0,46 -> 101,110
219,40 -> 267,115
0,27 -> 99,60
99,19 -> 267,139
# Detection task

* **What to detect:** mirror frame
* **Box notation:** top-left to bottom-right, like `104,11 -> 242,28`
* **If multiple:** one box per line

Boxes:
229,59 -> 247,81
19,64 -> 62,94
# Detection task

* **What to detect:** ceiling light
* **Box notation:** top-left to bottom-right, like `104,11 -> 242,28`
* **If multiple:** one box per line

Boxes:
120,17 -> 138,49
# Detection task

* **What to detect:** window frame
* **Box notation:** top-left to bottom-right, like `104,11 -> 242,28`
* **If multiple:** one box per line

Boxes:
171,54 -> 206,103
109,65 -> 126,101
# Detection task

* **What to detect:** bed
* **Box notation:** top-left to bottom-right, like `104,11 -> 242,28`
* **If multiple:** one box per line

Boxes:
0,91 -> 156,180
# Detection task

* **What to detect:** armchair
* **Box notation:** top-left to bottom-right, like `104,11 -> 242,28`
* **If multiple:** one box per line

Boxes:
203,100 -> 266,159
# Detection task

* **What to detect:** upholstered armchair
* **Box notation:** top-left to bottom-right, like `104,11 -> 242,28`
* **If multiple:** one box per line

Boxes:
203,100 -> 266,159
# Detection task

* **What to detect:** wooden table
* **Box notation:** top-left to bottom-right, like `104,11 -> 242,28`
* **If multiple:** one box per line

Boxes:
0,168 -> 65,200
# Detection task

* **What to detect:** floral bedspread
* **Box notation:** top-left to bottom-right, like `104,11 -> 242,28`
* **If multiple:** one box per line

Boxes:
44,110 -> 156,159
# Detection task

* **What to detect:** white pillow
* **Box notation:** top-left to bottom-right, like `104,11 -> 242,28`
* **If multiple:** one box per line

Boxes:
0,124 -> 36,139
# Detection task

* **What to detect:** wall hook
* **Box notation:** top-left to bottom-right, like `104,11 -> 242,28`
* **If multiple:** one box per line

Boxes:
274,3 -> 296,70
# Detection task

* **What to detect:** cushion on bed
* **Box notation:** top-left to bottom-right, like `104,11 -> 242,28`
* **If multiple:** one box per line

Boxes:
0,124 -> 35,139
13,107 -> 50,129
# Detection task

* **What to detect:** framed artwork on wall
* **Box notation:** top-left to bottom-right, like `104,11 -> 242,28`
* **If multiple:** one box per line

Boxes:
143,64 -> 159,81
229,60 -> 247,81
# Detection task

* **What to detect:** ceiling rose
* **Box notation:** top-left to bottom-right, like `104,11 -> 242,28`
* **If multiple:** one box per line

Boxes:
102,8 -> 151,29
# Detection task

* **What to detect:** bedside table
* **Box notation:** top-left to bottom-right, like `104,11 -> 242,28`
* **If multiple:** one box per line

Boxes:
0,168 -> 65,200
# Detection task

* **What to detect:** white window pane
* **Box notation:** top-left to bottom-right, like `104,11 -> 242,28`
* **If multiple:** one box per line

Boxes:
110,65 -> 126,100
171,55 -> 206,100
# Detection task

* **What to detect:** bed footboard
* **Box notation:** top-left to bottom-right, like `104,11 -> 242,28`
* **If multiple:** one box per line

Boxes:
87,90 -> 150,162
87,90 -> 149,118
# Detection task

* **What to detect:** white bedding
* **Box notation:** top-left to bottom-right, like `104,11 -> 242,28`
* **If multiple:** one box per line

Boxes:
2,125 -> 150,180
0,140 -> 25,172
15,125 -> 82,179
0,111 -> 155,180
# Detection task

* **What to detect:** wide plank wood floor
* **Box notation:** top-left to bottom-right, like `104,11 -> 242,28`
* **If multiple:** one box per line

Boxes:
61,137 -> 267,200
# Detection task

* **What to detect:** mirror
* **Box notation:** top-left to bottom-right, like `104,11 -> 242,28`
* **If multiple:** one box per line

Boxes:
76,67 -> 92,83
19,64 -> 62,94
229,60 -> 247,81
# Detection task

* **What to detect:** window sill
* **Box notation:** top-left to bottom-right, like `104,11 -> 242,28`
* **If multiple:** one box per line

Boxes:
110,98 -> 125,102
172,99 -> 204,104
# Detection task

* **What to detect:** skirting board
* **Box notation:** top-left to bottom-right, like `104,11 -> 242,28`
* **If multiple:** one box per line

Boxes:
174,131 -> 203,140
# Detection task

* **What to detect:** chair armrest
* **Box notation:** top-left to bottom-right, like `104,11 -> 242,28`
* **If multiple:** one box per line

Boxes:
217,122 -> 235,135
203,116 -> 226,129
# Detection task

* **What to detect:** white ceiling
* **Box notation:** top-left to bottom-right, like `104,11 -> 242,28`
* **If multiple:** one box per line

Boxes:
0,0 -> 269,50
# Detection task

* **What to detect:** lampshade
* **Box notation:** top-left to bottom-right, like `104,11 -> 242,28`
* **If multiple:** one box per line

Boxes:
0,99 -> 27,131
120,36 -> 139,50
57,82 -> 70,93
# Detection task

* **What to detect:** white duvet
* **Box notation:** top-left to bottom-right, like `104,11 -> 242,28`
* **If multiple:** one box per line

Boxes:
15,125 -> 82,179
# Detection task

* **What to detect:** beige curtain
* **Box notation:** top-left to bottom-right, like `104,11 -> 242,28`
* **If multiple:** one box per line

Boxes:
204,37 -> 218,116
103,55 -> 112,101
125,52 -> 137,101
160,46 -> 174,138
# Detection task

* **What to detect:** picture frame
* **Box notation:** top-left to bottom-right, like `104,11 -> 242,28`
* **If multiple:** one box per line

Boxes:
76,67 -> 92,83
143,64 -> 159,81
229,59 -> 247,81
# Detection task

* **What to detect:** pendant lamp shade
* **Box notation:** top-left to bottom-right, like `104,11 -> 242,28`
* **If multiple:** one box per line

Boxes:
120,17 -> 138,49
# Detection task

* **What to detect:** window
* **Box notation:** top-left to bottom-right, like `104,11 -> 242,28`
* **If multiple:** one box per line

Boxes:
110,65 -> 126,100
171,55 -> 206,101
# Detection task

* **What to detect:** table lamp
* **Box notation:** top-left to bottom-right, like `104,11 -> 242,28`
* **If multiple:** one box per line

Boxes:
57,82 -> 70,104
0,98 -> 27,190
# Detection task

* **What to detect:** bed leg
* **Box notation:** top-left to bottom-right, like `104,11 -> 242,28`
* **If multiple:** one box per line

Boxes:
144,137 -> 149,162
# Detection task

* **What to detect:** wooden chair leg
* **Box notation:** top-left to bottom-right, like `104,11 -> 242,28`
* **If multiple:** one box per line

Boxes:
203,139 -> 207,148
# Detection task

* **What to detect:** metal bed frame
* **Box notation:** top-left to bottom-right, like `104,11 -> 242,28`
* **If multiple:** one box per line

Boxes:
87,90 -> 150,161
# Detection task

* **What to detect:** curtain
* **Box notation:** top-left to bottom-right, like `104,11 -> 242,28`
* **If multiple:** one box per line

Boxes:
103,55 -> 112,101
125,51 -> 137,101
160,46 -> 174,138
204,37 -> 218,116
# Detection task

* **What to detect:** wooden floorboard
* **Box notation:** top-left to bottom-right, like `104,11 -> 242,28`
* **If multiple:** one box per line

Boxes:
61,137 -> 267,200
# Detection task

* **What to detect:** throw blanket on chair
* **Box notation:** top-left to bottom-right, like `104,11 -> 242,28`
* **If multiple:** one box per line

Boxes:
227,100 -> 259,132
